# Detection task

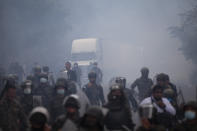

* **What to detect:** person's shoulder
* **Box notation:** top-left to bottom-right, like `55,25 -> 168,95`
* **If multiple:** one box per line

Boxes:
162,97 -> 170,102
140,97 -> 151,105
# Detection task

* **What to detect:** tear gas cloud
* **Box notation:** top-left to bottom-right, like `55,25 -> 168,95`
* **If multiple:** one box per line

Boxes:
1,0 -> 196,100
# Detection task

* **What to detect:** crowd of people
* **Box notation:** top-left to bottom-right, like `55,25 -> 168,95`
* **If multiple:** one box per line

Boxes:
0,61 -> 196,131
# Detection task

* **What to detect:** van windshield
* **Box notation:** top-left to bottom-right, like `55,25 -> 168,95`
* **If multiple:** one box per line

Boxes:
71,52 -> 96,61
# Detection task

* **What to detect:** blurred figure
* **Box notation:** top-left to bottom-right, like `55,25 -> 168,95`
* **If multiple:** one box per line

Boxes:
172,101 -> 197,131
90,62 -> 103,85
73,63 -> 82,87
131,67 -> 153,102
8,62 -> 25,83
29,106 -> 51,131
42,66 -> 55,86
140,85 -> 176,129
52,95 -> 80,131
65,61 -> 77,82
78,106 -> 105,131
137,104 -> 166,131
83,72 -> 105,106
112,77 -> 138,111
163,74 -> 178,108
0,79 -> 28,131
0,67 -> 6,93
50,78 -> 68,122
33,73 -> 52,109
104,84 -> 135,131
20,80 -> 34,115
32,66 -> 42,88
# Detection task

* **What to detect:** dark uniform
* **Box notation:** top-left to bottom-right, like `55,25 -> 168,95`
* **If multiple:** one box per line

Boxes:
50,78 -> 68,123
83,72 -> 105,106
131,78 -> 153,99
83,83 -> 105,106
73,63 -> 82,87
131,67 -> 153,102
90,62 -> 103,85
104,84 -> 134,131
172,101 -> 197,131
77,106 -> 105,131
43,66 -> 55,86
0,98 -> 28,131
0,80 -> 28,131
52,95 -> 80,131
20,80 -> 34,115
33,74 -> 52,110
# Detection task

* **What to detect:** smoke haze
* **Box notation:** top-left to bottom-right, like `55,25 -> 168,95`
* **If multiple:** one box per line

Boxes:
1,0 -> 196,100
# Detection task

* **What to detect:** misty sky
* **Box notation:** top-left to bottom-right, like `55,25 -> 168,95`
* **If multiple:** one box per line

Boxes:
1,0 -> 196,100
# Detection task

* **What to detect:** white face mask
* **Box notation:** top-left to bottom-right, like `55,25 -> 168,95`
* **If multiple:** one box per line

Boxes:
24,88 -> 31,94
40,78 -> 48,83
57,89 -> 65,95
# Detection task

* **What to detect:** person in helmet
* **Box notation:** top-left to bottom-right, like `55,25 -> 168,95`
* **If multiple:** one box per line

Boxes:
104,84 -> 135,131
0,79 -> 28,131
52,94 -> 81,131
163,74 -> 178,108
42,66 -> 55,86
20,80 -> 34,115
83,72 -> 105,106
90,62 -> 103,85
115,77 -> 138,111
172,101 -> 197,131
50,78 -> 68,123
131,67 -> 153,102
78,106 -> 105,131
29,106 -> 51,131
33,73 -> 52,109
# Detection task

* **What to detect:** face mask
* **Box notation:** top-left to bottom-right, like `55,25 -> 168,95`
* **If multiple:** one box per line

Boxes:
185,111 -> 196,120
57,89 -> 65,95
24,88 -> 31,94
40,78 -> 47,83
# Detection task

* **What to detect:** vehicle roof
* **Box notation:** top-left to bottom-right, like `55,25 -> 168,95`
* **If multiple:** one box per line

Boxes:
72,38 -> 98,53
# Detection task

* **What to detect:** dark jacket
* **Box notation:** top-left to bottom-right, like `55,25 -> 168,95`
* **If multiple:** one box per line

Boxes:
83,83 -> 105,106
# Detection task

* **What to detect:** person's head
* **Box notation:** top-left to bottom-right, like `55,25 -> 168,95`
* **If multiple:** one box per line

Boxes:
164,74 -> 170,84
156,73 -> 166,87
34,66 -> 42,76
42,66 -> 49,73
82,106 -> 104,129
93,62 -> 98,67
29,107 -> 49,130
65,61 -> 71,70
63,95 -> 80,119
108,84 -> 124,101
55,78 -> 68,96
88,72 -> 97,83
115,77 -> 126,88
3,79 -> 17,100
74,63 -> 78,68
152,85 -> 163,101
22,80 -> 33,95
183,101 -> 197,122
141,67 -> 149,78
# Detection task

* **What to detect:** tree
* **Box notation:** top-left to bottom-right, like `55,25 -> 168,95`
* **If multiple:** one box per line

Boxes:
170,3 -> 197,84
